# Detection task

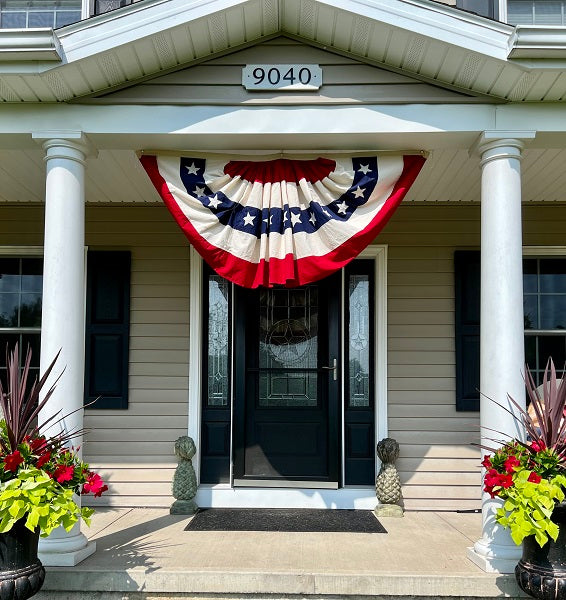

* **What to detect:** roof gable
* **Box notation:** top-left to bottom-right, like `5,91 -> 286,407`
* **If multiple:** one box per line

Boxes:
1,0 -> 566,102
82,37 -> 495,105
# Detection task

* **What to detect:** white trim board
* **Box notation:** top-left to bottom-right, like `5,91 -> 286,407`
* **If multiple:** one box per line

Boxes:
196,485 -> 377,509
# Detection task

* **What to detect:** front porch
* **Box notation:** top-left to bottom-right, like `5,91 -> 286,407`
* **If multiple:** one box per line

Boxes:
34,508 -> 526,599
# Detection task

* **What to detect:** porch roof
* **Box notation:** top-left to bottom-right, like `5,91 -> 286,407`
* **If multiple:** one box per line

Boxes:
1,0 -> 566,103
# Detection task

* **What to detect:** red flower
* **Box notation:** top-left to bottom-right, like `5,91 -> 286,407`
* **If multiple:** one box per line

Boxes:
531,440 -> 546,452
528,472 -> 542,484
484,484 -> 498,498
82,472 -> 108,497
36,452 -> 51,468
484,468 -> 514,490
499,473 -> 514,488
30,437 -> 47,453
504,456 -> 521,473
53,464 -> 74,483
481,455 -> 492,469
484,468 -> 502,487
4,451 -> 24,472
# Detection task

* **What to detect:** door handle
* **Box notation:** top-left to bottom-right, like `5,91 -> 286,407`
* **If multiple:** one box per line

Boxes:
321,358 -> 337,381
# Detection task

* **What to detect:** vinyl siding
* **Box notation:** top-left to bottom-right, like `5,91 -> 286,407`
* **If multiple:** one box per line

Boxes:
378,203 -> 566,510
0,204 -> 189,508
83,206 -> 189,507
2,203 -> 566,509
87,37 -> 489,106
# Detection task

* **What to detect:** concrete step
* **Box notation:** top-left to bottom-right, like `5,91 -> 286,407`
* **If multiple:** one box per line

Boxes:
35,569 -> 527,599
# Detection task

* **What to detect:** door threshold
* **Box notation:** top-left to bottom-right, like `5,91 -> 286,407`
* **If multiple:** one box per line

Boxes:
233,479 -> 339,489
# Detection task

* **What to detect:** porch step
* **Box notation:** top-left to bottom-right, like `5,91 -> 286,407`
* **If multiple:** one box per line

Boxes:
35,570 -> 527,599
36,593 -> 527,599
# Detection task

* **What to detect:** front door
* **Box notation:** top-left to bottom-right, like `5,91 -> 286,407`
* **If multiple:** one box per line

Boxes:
233,273 -> 340,486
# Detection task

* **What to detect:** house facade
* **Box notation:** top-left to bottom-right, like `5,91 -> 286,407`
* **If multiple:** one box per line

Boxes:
1,0 -> 566,574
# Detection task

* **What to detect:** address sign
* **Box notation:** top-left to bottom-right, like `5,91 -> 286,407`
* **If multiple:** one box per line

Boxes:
242,64 -> 322,91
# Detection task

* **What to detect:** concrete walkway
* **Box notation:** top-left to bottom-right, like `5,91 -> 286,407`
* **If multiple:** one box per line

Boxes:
36,508 -> 527,599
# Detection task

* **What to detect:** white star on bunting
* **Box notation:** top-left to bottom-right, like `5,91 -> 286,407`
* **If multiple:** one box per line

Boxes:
353,187 -> 366,199
194,186 -> 205,196
358,164 -> 371,175
243,212 -> 255,226
337,201 -> 348,215
208,195 -> 222,209
309,212 -> 316,225
186,162 -> 200,175
291,212 -> 302,226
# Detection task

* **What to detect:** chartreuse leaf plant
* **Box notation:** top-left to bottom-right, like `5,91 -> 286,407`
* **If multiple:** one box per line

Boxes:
481,358 -> 566,547
0,343 -> 107,536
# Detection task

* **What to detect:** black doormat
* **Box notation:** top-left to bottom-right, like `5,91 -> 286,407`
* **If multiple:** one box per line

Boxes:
185,508 -> 387,533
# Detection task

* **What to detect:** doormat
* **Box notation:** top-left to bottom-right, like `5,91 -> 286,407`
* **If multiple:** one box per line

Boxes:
185,508 -> 387,533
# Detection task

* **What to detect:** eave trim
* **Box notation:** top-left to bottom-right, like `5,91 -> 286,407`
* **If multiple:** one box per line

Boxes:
0,28 -> 62,61
508,26 -> 566,58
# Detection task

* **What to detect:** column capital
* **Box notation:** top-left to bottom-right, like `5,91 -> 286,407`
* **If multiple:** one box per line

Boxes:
32,131 -> 97,164
470,130 -> 536,164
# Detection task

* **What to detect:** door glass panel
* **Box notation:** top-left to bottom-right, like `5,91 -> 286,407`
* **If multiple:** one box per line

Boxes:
348,274 -> 370,408
207,274 -> 229,407
258,286 -> 318,407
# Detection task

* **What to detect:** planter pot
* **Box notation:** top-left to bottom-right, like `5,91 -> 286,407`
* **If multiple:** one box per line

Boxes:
0,518 -> 45,600
516,502 -> 566,600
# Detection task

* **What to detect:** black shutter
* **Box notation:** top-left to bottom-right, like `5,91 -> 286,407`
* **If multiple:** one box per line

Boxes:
455,251 -> 480,412
85,251 -> 131,409
456,0 -> 497,19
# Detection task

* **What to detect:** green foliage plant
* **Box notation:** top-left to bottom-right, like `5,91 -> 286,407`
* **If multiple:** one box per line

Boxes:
481,358 -> 566,547
0,344 -> 107,536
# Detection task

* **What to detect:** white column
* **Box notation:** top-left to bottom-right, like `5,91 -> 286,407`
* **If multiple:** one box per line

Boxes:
33,133 -> 96,567
467,132 -> 535,574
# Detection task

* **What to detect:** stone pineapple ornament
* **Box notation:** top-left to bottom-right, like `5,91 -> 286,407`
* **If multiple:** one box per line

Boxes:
170,435 -> 198,515
374,437 -> 404,517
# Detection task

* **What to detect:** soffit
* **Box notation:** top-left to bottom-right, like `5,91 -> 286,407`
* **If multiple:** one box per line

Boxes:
0,0 -> 566,103
1,147 -> 566,204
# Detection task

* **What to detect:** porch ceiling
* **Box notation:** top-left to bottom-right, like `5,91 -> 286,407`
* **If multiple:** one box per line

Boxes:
2,0 -> 566,103
1,146 -> 565,204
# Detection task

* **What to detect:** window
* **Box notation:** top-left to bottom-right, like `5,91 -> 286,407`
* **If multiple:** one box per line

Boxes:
0,0 -> 81,28
456,0 -> 497,19
455,252 -> 566,411
507,0 -> 566,25
524,258 -> 566,385
94,0 -> 133,15
0,256 -> 42,383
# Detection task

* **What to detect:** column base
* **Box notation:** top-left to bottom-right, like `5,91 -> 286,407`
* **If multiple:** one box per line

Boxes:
39,540 -> 96,567
467,539 -> 522,574
39,530 -> 96,566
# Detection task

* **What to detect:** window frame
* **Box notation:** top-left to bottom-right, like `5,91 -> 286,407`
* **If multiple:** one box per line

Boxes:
0,246 -> 43,380
0,1 -> 86,29
523,247 -> 566,384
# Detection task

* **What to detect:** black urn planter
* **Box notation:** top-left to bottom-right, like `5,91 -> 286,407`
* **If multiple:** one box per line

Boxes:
0,518 -> 45,600
516,502 -> 566,600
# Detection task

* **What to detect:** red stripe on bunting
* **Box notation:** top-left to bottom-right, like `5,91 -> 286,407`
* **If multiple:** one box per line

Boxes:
140,154 -> 425,288
224,157 -> 336,184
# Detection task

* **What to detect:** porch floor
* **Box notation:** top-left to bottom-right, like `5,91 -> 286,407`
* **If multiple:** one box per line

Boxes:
36,507 -> 527,599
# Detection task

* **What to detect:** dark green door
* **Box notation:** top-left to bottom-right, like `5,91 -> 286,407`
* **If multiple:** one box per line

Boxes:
233,274 -> 340,485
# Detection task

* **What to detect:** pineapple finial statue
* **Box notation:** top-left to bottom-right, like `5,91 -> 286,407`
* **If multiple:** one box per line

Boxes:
170,436 -> 198,515
374,437 -> 404,518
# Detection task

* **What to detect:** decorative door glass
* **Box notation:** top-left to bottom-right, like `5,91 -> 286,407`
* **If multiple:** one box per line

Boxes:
258,286 -> 318,408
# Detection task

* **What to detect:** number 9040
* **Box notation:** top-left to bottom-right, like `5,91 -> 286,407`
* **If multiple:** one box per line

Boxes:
243,64 -> 322,90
